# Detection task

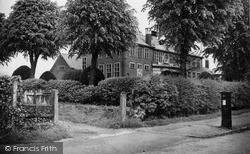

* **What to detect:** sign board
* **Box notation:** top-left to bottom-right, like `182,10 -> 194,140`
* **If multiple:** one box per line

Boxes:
222,100 -> 226,105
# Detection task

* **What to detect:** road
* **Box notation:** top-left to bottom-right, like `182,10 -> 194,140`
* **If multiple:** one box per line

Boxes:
62,113 -> 250,154
142,130 -> 250,154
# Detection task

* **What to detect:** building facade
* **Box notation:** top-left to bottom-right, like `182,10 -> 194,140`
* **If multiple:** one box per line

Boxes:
51,29 -> 209,79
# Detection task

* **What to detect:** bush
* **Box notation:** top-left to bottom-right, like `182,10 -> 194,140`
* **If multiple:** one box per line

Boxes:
222,81 -> 250,109
20,78 -> 48,91
98,77 -> 148,106
12,65 -> 31,80
46,80 -> 84,102
62,69 -> 82,81
80,66 -> 105,86
39,71 -> 56,81
0,76 -> 27,135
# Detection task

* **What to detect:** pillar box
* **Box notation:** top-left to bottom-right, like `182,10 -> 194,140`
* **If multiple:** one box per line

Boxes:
220,92 -> 232,129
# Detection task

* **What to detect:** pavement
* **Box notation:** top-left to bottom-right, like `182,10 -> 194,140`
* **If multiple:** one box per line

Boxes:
137,112 -> 250,139
59,112 -> 250,154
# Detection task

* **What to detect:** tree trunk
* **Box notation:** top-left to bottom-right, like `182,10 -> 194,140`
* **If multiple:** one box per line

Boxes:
180,46 -> 188,78
29,53 -> 39,78
89,52 -> 98,85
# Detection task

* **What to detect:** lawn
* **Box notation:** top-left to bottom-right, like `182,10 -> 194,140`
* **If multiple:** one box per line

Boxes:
59,102 -> 250,129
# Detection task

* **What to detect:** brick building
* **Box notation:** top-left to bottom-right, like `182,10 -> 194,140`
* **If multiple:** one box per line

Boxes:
50,53 -> 91,79
51,29 -> 209,79
96,28 -> 203,78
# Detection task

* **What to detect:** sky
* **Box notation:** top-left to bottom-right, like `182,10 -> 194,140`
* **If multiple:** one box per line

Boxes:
0,0 -> 154,78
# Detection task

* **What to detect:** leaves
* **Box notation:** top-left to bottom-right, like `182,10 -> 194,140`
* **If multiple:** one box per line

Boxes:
0,0 -> 60,77
58,0 -> 138,58
144,0 -> 243,76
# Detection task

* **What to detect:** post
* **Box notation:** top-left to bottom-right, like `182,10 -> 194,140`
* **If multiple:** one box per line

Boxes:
11,80 -> 18,132
220,92 -> 232,129
120,92 -> 127,122
52,89 -> 59,124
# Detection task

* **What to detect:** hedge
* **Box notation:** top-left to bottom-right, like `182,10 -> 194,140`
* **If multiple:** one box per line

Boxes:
9,75 -> 250,119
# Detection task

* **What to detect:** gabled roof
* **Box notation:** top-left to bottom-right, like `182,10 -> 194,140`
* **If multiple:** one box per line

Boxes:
60,53 -> 82,70
136,34 -> 203,58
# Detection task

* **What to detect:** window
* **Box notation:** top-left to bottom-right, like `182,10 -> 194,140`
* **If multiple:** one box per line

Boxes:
159,52 -> 163,63
144,64 -> 150,71
154,51 -> 159,62
98,64 -> 104,73
192,72 -> 196,78
114,62 -> 120,77
144,49 -> 150,59
197,72 -> 201,77
138,47 -> 143,58
192,61 -> 196,68
82,57 -> 87,70
106,63 -> 112,78
129,47 -> 136,57
98,54 -> 102,59
129,62 -> 135,69
57,65 -> 65,71
137,63 -> 143,69
187,72 -> 191,78
205,60 -> 209,68
197,59 -> 201,68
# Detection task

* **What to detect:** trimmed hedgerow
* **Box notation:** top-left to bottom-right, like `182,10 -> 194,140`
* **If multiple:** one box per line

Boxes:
39,71 -> 56,81
12,65 -> 31,80
16,75 -> 250,119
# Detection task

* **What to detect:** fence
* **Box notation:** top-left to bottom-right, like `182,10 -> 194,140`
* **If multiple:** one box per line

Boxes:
12,81 -> 58,129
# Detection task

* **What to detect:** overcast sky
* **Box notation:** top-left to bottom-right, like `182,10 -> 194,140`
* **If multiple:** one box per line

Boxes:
0,0 -> 153,78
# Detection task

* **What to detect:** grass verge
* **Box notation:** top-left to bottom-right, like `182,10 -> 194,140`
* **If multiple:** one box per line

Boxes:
0,124 -> 71,144
59,102 -> 250,129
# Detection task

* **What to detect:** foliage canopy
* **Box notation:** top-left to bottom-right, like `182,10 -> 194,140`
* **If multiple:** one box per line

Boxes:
58,0 -> 138,85
0,0 -> 60,78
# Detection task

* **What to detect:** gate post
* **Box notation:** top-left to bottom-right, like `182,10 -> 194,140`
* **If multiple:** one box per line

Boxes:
52,89 -> 59,124
11,80 -> 18,132
120,92 -> 127,122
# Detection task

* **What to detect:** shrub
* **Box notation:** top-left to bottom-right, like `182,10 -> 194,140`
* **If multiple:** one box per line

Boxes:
20,78 -> 48,91
98,76 -> 147,106
46,80 -> 84,102
80,66 -> 105,86
222,81 -> 250,109
12,65 -> 31,80
0,76 -> 27,135
39,71 -> 56,81
62,69 -> 82,81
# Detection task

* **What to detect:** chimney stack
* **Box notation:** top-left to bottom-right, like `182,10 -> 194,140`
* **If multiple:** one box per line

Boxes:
145,28 -> 151,46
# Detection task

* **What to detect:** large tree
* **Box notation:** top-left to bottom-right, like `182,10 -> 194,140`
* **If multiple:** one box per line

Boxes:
0,0 -> 60,78
144,0 -> 243,77
58,0 -> 138,85
205,0 -> 250,81
0,12 -> 12,65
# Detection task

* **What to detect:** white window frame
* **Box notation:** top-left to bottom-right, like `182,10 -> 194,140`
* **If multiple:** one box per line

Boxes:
144,64 -> 150,71
106,63 -> 112,78
192,72 -> 196,78
129,62 -> 135,69
137,63 -> 143,69
82,57 -> 87,70
98,64 -> 104,73
114,62 -> 120,77
144,49 -> 150,59
187,72 -> 191,78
